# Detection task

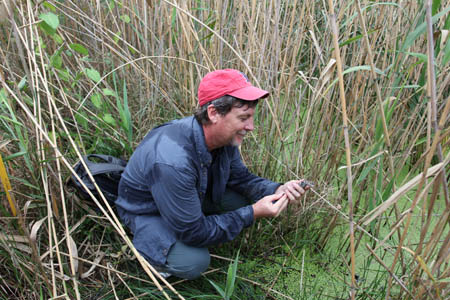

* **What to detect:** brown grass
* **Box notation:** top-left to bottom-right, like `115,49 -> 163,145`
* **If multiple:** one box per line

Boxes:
0,0 -> 448,299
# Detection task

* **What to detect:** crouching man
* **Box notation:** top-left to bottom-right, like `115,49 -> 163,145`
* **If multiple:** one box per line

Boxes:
116,69 -> 308,279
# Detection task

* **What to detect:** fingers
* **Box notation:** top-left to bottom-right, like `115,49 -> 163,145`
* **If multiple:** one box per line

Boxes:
285,187 -> 303,200
253,194 -> 289,219
272,194 -> 288,217
268,192 -> 285,202
284,181 -> 305,201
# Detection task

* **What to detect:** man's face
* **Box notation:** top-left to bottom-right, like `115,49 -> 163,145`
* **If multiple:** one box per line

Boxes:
215,104 -> 255,147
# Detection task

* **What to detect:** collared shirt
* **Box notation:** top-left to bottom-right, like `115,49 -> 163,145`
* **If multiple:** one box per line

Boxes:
115,116 -> 280,265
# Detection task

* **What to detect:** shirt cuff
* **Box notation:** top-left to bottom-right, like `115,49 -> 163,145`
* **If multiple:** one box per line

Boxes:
236,205 -> 254,227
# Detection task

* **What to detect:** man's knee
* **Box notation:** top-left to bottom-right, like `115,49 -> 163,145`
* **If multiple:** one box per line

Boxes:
174,253 -> 210,279
166,242 -> 210,280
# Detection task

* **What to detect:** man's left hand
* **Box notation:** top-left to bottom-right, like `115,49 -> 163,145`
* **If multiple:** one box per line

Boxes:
275,180 -> 310,202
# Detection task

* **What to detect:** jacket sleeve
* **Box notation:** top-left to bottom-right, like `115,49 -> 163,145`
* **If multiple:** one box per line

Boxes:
226,147 -> 281,202
150,162 -> 254,247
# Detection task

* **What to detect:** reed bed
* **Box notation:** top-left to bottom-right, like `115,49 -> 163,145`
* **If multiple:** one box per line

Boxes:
0,0 -> 448,299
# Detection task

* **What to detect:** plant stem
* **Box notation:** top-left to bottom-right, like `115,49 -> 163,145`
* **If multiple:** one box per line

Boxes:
327,0 -> 356,298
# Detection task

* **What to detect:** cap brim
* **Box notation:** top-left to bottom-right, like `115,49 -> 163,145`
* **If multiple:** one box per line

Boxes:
228,85 -> 269,101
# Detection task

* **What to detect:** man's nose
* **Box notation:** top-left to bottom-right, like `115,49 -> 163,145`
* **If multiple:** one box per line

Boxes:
244,117 -> 254,131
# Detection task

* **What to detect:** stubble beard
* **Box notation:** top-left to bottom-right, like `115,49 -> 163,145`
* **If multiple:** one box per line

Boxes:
230,130 -> 247,147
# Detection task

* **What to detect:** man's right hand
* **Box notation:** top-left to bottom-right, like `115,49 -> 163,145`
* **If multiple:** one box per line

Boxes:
252,193 -> 289,219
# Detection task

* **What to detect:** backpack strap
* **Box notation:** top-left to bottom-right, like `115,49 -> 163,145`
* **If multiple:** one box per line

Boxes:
85,154 -> 127,166
81,155 -> 127,176
83,162 -> 126,176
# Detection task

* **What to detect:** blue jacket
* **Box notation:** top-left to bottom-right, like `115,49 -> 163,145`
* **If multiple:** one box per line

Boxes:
115,116 -> 280,265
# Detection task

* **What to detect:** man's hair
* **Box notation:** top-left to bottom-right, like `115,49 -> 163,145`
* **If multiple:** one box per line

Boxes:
194,95 -> 259,124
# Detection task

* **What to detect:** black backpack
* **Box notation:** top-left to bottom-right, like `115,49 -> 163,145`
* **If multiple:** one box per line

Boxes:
71,154 -> 127,206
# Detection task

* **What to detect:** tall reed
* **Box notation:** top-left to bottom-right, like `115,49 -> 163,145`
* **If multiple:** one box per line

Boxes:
0,0 -> 448,298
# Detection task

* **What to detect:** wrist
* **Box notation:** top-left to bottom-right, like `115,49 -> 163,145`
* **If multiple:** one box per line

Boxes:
275,184 -> 284,194
252,203 -> 262,219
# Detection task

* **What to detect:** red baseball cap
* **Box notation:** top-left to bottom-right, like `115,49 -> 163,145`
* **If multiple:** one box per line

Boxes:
198,69 -> 269,106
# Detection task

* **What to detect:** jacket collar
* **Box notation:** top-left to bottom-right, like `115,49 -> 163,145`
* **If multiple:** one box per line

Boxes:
191,117 -> 213,168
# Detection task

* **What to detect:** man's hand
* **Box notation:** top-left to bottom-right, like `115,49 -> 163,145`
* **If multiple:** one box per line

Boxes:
275,180 -> 310,202
252,193 -> 289,219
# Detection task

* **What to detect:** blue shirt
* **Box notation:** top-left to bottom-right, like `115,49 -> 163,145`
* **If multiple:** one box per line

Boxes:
115,116 -> 280,265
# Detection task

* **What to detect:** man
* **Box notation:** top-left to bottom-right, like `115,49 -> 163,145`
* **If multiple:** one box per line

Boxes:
115,69 -> 308,279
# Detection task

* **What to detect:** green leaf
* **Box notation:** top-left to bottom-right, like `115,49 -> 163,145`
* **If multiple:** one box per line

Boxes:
75,112 -> 88,130
128,46 -> 136,54
108,0 -> 115,10
69,43 -> 89,56
18,76 -> 27,90
171,7 -> 177,27
113,31 -> 121,44
75,72 -> 83,81
382,177 -> 395,202
445,11 -> 450,30
432,0 -> 441,16
207,280 -> 225,298
224,250 -> 239,299
42,1 -> 57,12
327,65 -> 385,91
4,151 -> 27,161
391,85 -> 421,89
50,50 -> 62,69
39,12 -> 59,30
57,69 -> 71,82
404,51 -> 428,63
120,14 -> 130,23
414,136 -> 427,146
443,34 -> 450,65
91,93 -> 102,109
339,28 -> 379,48
102,88 -> 116,96
401,6 -> 450,52
120,80 -> 132,142
356,156 -> 380,186
52,34 -> 63,44
38,21 -> 56,36
0,115 -> 25,127
103,113 -> 116,126
84,68 -> 101,83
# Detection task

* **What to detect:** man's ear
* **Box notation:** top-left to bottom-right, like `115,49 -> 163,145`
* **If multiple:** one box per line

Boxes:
207,104 -> 219,124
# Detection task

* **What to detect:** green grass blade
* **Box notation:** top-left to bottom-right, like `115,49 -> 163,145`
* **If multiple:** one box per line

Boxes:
225,250 -> 240,299
207,279 -> 226,298
401,6 -> 450,52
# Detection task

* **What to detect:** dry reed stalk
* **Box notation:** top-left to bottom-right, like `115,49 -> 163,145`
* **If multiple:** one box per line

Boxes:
387,82 -> 450,300
278,0 -> 299,90
386,1 -> 450,296
1,6 -> 57,298
1,0 -> 448,298
355,1 -> 395,176
412,165 -> 448,283
361,162 -> 444,225
327,1 -> 356,298
366,244 -> 415,298
424,0 -> 449,207
1,78 -> 183,299
21,1 -> 78,295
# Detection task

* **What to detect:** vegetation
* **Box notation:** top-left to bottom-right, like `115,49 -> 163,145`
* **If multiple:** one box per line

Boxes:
0,0 -> 448,299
